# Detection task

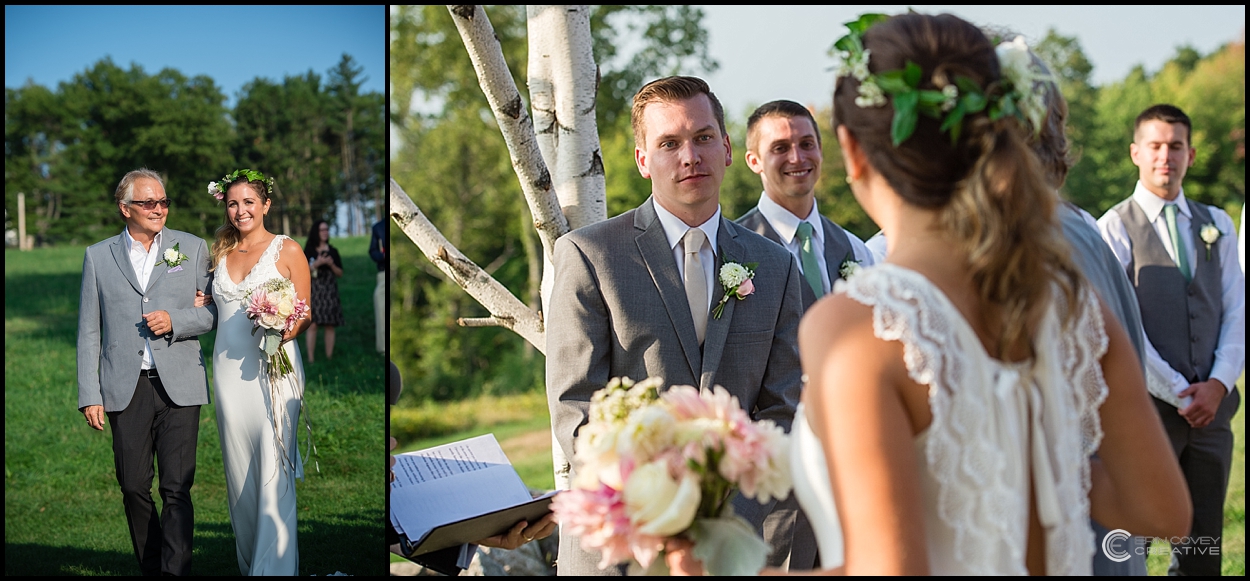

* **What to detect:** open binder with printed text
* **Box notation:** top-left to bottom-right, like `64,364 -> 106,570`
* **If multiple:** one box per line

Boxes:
389,433 -> 558,557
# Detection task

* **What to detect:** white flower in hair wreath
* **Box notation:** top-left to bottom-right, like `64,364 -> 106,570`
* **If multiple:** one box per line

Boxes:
832,13 -> 1052,146
207,169 -> 276,201
156,242 -> 189,268
1199,223 -> 1223,260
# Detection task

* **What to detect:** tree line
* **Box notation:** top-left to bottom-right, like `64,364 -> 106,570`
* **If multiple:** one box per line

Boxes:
393,8 -> 1243,403
5,53 -> 384,246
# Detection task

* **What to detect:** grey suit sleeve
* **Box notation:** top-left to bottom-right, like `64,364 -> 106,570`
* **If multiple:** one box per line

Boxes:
545,235 -> 613,473
168,237 -> 217,339
77,249 -> 103,410
753,255 -> 804,433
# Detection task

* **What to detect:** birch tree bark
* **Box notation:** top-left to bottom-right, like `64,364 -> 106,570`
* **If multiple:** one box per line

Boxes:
390,5 -> 607,353
445,4 -> 571,261
390,178 -> 546,351
527,5 -> 607,232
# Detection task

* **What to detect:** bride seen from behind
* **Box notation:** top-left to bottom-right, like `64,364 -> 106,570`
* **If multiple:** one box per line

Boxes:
670,11 -> 1190,576
799,13 -> 1191,575
207,169 -> 313,575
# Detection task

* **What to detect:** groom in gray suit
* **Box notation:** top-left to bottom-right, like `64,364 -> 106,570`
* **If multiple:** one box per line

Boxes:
547,76 -> 806,575
77,168 -> 216,576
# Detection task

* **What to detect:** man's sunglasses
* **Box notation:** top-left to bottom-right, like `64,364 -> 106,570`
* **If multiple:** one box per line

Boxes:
129,199 -> 171,210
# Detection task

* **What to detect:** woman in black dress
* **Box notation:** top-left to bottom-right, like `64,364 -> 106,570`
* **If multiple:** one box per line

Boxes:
303,220 -> 344,362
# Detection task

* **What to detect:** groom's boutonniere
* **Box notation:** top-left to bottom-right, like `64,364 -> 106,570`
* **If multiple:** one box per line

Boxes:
1199,223 -> 1222,261
838,253 -> 862,280
712,260 -> 757,319
157,243 -> 190,272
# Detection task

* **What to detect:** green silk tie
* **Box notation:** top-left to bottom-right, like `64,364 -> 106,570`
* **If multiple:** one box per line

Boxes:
1164,203 -> 1192,282
795,221 -> 824,298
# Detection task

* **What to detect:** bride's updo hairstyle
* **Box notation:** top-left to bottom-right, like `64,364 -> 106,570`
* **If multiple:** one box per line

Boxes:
210,171 -> 273,270
833,13 -> 1082,357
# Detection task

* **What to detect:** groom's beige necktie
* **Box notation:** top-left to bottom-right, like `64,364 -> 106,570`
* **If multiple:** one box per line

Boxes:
684,228 -> 708,344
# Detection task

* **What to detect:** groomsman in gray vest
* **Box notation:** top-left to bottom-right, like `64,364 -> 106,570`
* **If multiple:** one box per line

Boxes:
1097,104 -> 1244,576
547,77 -> 806,576
733,100 -> 873,570
736,100 -> 875,312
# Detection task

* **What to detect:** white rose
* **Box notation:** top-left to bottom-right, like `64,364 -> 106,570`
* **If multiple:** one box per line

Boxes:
1200,223 -> 1221,245
261,313 -> 284,329
163,249 -> 180,263
276,295 -> 295,317
719,263 -> 750,288
624,461 -> 701,537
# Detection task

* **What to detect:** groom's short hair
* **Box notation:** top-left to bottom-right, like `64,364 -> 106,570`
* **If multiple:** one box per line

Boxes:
115,168 -> 166,206
630,76 -> 726,149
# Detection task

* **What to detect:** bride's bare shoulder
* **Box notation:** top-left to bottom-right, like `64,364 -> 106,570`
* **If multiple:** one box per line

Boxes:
799,292 -> 876,350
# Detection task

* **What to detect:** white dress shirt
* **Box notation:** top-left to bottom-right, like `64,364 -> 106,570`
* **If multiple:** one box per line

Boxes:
123,227 -> 164,370
755,193 -> 875,295
653,201 -> 718,312
1097,183 -> 1245,398
864,230 -> 887,264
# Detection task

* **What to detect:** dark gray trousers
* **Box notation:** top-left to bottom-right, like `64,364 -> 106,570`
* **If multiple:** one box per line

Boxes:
108,372 -> 200,576
1153,390 -> 1240,576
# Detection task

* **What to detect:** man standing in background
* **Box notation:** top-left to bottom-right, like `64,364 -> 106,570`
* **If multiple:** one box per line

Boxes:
1097,104 -> 1244,576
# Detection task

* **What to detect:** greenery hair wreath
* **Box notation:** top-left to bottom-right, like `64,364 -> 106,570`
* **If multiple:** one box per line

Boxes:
832,13 -> 1051,146
208,169 -> 275,201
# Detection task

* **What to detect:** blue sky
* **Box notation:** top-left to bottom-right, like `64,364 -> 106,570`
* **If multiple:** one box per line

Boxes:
699,5 -> 1246,116
5,5 -> 385,106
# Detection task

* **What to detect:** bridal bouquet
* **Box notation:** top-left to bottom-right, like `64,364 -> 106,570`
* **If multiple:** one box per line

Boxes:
551,377 -> 791,575
245,278 -> 310,381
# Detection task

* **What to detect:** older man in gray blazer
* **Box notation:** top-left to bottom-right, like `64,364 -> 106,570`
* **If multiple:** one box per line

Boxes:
78,168 -> 216,576
547,76 -> 805,576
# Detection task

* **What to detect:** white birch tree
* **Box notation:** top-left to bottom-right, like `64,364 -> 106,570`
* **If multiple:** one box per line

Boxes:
390,5 -> 605,353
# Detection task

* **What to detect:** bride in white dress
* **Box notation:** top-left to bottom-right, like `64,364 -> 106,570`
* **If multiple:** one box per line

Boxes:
207,170 -> 312,575
666,12 -> 1191,577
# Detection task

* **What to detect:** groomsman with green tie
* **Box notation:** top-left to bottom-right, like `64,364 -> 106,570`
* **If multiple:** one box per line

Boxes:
734,100 -> 875,571
1097,104 -> 1244,577
736,100 -> 876,311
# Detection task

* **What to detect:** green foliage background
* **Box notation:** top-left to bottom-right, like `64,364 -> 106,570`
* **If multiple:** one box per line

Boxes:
389,9 -> 1245,407
6,54 -> 384,246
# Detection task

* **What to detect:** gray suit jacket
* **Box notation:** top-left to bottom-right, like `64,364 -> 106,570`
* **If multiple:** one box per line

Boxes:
547,197 -> 805,575
77,229 -> 216,412
736,207 -> 857,311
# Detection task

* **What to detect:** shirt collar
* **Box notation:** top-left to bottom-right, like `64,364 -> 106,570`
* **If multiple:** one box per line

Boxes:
653,199 -> 720,255
1132,181 -> 1191,222
123,227 -> 163,254
757,191 -> 822,245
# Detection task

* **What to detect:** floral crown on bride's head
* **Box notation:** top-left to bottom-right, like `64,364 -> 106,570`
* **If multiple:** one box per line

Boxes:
832,13 -> 1051,147
208,169 -> 275,201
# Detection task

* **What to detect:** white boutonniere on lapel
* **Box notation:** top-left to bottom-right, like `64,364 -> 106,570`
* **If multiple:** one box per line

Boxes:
1199,223 -> 1222,261
712,260 -> 757,319
157,243 -> 190,272
838,253 -> 862,280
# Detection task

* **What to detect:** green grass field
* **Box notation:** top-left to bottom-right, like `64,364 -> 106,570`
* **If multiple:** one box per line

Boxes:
4,236 -> 387,576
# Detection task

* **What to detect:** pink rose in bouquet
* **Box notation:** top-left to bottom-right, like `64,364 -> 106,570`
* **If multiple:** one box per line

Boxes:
245,278 -> 310,381
551,377 -> 791,575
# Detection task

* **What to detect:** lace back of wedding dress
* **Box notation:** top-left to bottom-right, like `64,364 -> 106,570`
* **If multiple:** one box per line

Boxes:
832,264 -> 1109,575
